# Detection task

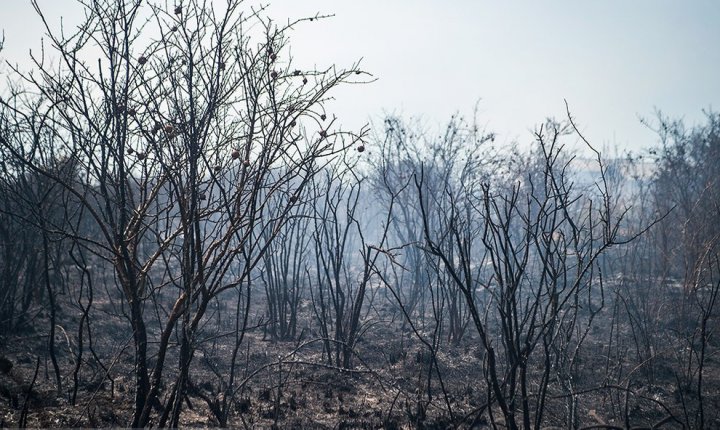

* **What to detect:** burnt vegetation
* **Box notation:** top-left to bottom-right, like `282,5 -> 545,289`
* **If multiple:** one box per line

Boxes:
0,1 -> 719,428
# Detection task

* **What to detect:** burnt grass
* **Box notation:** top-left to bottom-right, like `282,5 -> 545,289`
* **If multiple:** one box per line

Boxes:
1,278 -> 719,428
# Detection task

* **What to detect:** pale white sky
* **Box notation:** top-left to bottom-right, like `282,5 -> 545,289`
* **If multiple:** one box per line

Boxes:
2,1 -> 719,154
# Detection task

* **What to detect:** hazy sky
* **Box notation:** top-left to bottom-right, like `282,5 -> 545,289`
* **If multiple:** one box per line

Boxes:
2,1 -> 719,154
